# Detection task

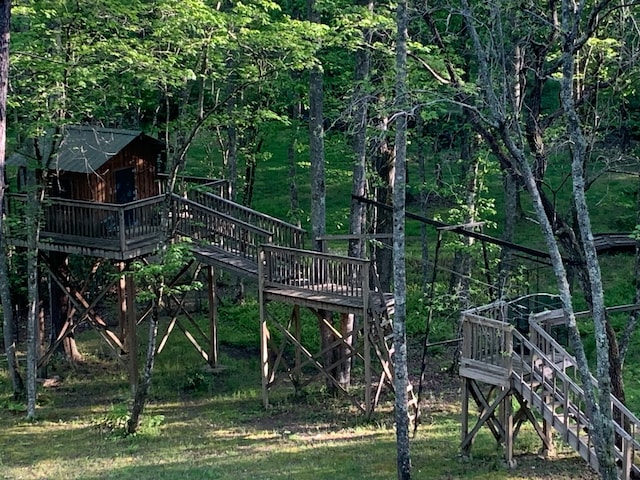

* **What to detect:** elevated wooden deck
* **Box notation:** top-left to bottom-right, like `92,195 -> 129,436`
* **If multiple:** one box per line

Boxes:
259,244 -> 393,314
8,185 -> 401,419
6,194 -> 165,260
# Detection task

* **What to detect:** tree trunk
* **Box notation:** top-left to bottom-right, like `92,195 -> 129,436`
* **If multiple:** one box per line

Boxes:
288,101 -> 301,228
559,8 -> 616,473
127,298 -> 159,435
372,120 -> 394,292
393,0 -> 411,477
307,0 -> 340,392
448,128 -> 478,310
25,165 -> 40,420
348,0 -> 373,261
0,0 -> 22,399
497,168 -> 518,298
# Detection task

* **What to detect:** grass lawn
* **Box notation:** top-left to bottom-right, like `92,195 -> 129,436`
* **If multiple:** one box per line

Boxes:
0,322 -> 598,480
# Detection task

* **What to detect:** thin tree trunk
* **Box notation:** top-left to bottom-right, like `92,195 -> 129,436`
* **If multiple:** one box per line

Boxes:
393,0 -> 411,477
307,0 -> 337,392
373,122 -> 394,292
497,168 -> 518,298
559,4 -> 616,471
25,166 -> 40,420
127,298 -> 159,435
288,101 -> 301,228
0,0 -> 22,399
348,0 -> 373,261
449,129 -> 477,310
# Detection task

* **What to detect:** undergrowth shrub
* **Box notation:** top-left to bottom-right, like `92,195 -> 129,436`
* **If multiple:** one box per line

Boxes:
92,403 -> 164,438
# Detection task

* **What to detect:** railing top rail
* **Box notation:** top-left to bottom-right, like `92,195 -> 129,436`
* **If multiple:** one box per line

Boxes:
196,191 -> 306,235
462,312 -> 514,331
157,173 -> 227,185
172,194 -> 273,239
7,193 -> 165,210
260,244 -> 371,266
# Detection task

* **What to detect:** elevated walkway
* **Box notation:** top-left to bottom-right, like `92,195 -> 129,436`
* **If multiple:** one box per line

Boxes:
171,190 -> 410,418
8,182 -> 415,419
460,296 -> 640,479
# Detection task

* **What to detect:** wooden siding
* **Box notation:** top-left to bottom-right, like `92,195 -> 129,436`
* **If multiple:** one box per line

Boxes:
56,137 -> 161,203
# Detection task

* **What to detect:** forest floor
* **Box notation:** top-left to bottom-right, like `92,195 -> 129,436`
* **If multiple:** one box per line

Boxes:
0,330 -> 600,480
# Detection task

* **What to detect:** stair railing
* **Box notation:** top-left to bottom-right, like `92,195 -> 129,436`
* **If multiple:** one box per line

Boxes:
513,326 -> 640,479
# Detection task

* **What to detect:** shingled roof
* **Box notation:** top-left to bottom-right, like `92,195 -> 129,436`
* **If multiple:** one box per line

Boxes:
8,126 -> 164,173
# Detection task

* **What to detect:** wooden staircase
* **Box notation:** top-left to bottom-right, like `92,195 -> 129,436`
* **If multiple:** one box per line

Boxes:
460,300 -> 640,479
368,288 -> 419,424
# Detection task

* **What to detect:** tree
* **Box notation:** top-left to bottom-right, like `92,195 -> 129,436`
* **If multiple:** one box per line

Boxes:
417,0 -> 624,474
393,0 -> 410,477
0,0 -> 22,399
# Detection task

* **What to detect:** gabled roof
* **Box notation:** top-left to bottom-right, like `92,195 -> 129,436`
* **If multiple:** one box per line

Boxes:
8,126 -> 164,174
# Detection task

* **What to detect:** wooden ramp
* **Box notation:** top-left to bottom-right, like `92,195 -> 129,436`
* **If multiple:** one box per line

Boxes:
460,299 -> 640,479
172,192 -> 415,418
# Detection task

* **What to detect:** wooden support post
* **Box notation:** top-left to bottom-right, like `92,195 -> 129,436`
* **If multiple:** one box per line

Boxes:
364,305 -> 372,417
119,263 -> 138,395
118,264 -> 127,342
293,305 -> 301,386
503,388 -> 516,468
125,272 -> 138,395
461,378 -> 470,457
210,268 -> 219,367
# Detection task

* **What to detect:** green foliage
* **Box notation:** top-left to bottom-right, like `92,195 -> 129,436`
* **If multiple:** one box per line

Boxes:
0,396 -> 27,414
130,242 -> 202,301
92,403 -> 164,438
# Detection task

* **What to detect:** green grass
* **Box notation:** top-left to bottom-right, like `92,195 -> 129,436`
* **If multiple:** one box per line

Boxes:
0,325 -> 597,480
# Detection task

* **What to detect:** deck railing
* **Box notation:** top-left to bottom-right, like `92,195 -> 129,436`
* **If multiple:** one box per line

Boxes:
6,194 -> 165,253
259,244 -> 369,299
171,194 -> 273,263
189,190 -> 305,249
459,313 -> 513,386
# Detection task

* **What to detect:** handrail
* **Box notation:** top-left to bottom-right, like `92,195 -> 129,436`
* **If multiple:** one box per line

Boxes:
188,190 -> 305,249
171,194 -> 273,262
529,310 -> 640,467
461,307 -> 640,479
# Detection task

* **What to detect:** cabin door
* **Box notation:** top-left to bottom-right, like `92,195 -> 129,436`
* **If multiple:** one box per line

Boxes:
115,168 -> 136,204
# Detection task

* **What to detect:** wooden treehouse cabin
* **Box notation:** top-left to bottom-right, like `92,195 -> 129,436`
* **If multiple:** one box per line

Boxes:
4,125 -> 415,419
5,126 -> 177,390
460,295 -> 640,479
7,126 -> 167,259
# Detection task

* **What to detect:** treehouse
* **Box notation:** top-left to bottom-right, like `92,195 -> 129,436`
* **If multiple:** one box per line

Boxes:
6,126 -> 167,260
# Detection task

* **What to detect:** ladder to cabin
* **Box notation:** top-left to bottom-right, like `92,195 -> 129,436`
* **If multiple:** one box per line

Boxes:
368,268 -> 419,424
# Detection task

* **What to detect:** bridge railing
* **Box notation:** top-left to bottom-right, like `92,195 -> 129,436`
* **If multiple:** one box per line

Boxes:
188,190 -> 305,250
171,194 -> 273,263
259,244 -> 369,299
